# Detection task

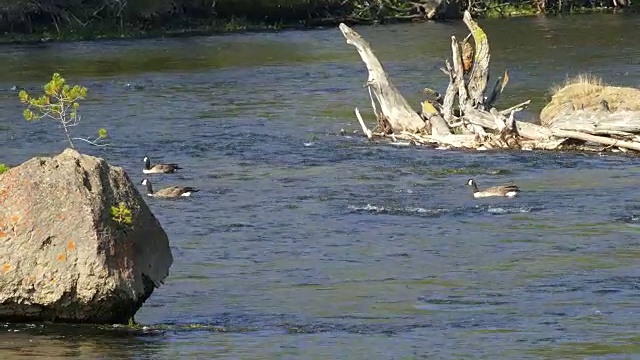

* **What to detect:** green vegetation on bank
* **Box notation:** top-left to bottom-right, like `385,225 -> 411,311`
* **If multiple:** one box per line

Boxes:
0,0 -> 636,43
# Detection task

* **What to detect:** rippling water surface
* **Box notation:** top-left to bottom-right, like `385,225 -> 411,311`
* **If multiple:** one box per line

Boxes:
1,13 -> 640,359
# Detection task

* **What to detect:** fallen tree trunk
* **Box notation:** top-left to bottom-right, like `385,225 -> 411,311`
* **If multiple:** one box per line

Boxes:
546,109 -> 640,135
339,10 -> 640,154
550,129 -> 640,152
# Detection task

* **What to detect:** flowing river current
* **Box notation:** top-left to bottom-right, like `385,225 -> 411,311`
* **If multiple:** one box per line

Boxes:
0,13 -> 640,359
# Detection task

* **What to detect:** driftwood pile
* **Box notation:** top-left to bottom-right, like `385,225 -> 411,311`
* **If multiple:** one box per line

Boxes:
340,11 -> 640,153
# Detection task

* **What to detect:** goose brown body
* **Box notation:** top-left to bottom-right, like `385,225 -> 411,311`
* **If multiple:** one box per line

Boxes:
143,156 -> 182,174
141,178 -> 198,198
467,179 -> 520,198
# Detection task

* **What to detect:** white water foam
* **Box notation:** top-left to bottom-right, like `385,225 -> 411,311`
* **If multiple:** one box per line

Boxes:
348,204 -> 450,216
486,206 -> 534,214
348,204 -> 386,213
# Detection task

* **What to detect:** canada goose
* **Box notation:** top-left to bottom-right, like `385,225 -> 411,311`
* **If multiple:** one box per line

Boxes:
141,178 -> 199,198
467,178 -> 520,198
143,156 -> 182,174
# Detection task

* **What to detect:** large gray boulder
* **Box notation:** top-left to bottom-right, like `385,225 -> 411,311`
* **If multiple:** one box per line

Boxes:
0,148 -> 173,324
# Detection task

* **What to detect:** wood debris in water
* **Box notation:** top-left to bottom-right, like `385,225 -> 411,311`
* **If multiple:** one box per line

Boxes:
338,11 -> 640,154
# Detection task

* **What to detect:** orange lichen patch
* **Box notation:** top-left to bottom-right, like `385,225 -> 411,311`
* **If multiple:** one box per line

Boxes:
56,214 -> 64,220
67,241 -> 75,251
0,231 -> 5,238
2,263 -> 10,273
10,215 -> 19,223
56,253 -> 66,261
0,190 -> 7,197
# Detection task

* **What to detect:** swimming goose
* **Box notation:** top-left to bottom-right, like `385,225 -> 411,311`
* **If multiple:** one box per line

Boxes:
141,178 -> 199,198
143,156 -> 182,174
467,178 -> 520,198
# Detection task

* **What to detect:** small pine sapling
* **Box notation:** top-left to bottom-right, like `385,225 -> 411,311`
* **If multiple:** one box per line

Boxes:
19,73 -> 108,148
110,202 -> 133,226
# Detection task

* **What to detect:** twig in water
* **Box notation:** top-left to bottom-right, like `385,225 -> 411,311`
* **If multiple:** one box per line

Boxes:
354,107 -> 373,139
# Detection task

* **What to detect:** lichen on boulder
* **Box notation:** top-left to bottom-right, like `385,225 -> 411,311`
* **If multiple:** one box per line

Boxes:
0,148 -> 173,324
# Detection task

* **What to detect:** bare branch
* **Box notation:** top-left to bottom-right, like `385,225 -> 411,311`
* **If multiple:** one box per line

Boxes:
339,23 -> 427,133
72,137 -> 110,147
354,108 -> 374,139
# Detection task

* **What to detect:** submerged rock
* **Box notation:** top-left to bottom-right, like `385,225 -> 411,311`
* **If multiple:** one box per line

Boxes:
0,148 -> 173,324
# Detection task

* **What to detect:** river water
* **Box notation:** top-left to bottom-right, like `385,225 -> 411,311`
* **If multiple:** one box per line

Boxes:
1,13 -> 640,359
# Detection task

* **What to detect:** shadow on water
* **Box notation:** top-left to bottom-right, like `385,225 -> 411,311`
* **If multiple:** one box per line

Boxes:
1,12 -> 640,359
0,323 -> 165,358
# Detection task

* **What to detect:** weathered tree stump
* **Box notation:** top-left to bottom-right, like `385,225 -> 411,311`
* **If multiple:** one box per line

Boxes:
339,11 -> 640,154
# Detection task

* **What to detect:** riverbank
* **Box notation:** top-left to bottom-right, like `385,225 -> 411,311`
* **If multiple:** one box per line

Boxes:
0,0 -> 635,45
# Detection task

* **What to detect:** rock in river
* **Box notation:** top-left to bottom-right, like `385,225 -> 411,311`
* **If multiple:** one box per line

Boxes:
0,148 -> 173,324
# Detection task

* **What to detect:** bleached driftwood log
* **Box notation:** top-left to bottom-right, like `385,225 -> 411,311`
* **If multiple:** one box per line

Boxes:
550,129 -> 640,152
462,11 -> 490,109
547,109 -> 640,135
338,23 -> 450,136
339,10 -> 640,154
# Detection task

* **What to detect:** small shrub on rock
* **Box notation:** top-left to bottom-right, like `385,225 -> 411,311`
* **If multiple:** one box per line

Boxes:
110,202 -> 133,226
18,73 -> 108,149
